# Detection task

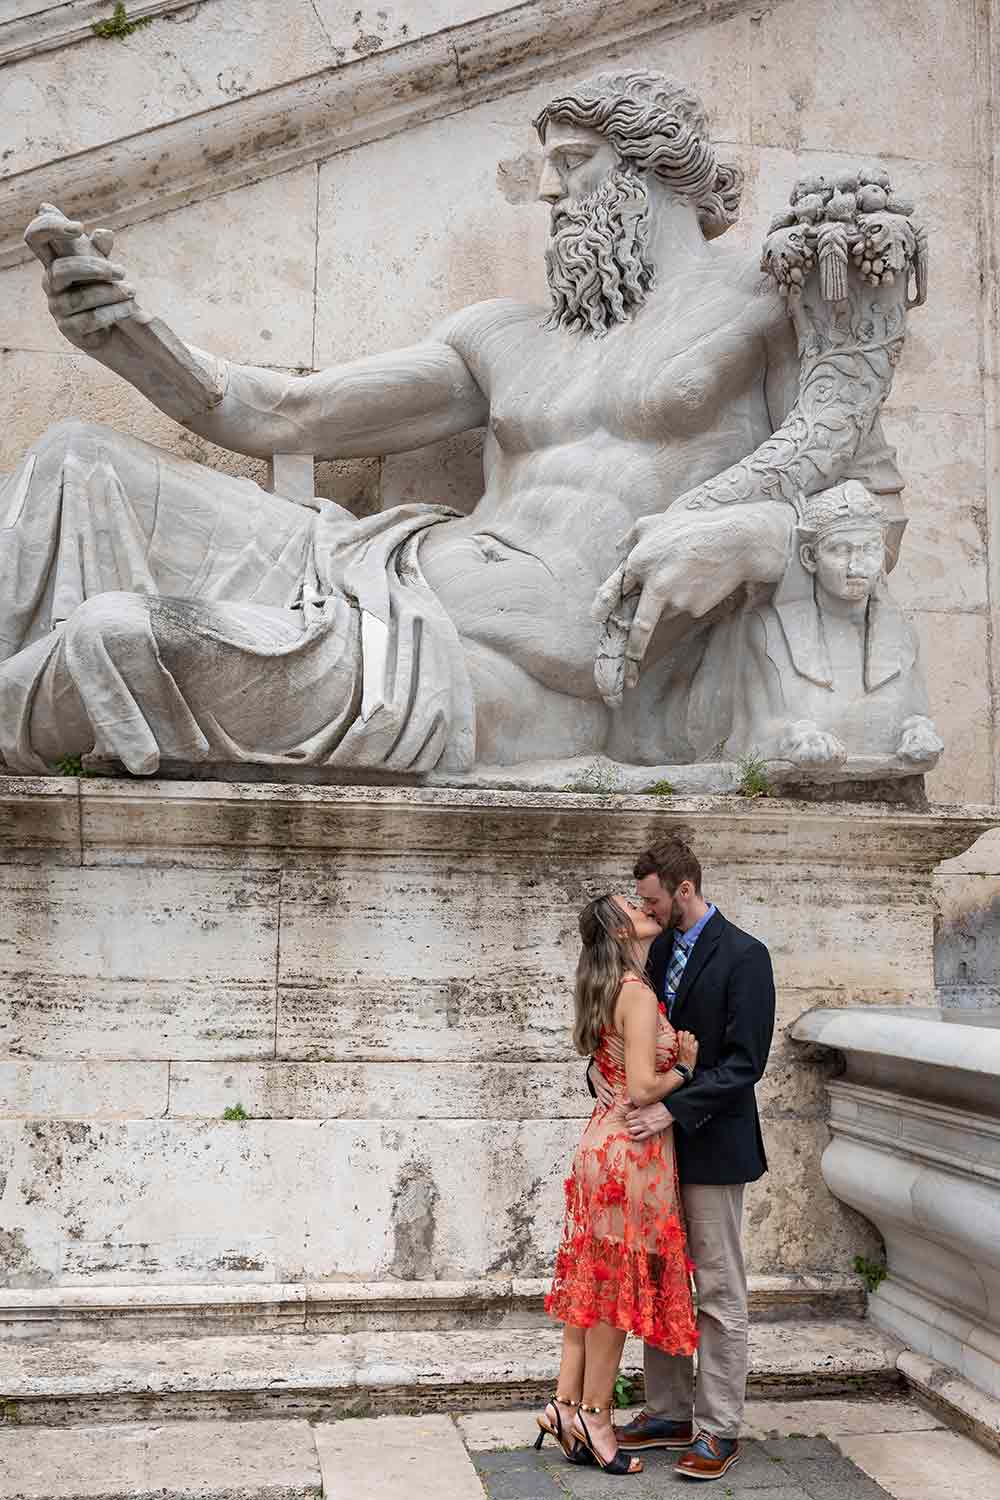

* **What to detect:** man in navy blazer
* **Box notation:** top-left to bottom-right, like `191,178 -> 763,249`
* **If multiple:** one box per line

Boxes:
588,836 -> 775,1482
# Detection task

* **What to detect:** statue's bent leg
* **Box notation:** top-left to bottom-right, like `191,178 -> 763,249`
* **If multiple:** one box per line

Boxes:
0,420 -> 314,661
2,589 -> 361,777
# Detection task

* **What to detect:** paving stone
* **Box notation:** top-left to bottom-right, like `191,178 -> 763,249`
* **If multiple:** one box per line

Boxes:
460,1410 -> 553,1453
742,1398 -> 943,1439
792,1480 -> 893,1500
315,1415 -> 483,1499
760,1436 -> 855,1461
0,1419 -> 321,1500
460,1409 -> 646,1453
468,1437 -> 898,1500
472,1449 -> 566,1498
837,1429 -> 1000,1500
780,1452 -> 893,1500
717,1443 -> 809,1487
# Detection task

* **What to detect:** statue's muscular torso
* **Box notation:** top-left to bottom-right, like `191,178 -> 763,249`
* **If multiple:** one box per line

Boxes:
419,256 -> 788,727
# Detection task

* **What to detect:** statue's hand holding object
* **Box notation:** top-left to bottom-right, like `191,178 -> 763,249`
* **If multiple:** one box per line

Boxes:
24,204 -> 136,349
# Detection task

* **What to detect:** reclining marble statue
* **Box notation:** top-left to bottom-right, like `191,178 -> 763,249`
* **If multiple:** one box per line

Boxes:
0,69 -> 942,781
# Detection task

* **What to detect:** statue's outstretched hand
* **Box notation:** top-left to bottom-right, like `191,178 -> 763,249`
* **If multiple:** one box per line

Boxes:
25,204 -> 136,350
591,501 -> 795,707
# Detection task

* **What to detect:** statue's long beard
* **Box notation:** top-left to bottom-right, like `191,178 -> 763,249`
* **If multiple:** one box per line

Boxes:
544,170 -> 654,337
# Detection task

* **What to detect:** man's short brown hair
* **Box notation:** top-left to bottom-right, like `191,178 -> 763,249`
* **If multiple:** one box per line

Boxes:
633,837 -> 702,894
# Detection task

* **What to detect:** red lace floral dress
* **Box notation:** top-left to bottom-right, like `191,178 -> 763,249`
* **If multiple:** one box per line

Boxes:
545,1000 -> 699,1353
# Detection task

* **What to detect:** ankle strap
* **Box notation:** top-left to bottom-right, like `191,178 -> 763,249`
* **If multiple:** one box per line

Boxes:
579,1403 -> 605,1414
554,1393 -> 579,1407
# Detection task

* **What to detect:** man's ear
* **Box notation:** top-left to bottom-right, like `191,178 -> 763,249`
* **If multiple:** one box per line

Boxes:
800,541 -> 818,575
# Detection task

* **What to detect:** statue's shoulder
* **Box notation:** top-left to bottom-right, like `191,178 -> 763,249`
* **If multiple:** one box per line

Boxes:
677,245 -> 788,363
434,297 -> 543,356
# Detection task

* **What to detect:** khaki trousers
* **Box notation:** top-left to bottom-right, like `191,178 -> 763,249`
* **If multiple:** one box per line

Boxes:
644,1182 -> 747,1439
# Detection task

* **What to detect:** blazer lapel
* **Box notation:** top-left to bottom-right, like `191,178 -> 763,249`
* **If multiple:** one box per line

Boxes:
670,911 -> 725,1022
647,931 -> 672,1000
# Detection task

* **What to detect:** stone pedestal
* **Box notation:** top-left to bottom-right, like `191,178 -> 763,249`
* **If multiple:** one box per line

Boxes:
0,777 -> 993,1330
793,1008 -> 1000,1404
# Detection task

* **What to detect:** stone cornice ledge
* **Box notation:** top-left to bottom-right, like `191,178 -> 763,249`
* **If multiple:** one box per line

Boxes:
0,0 -> 200,67
793,1007 -> 1000,1082
0,775 -> 995,868
0,0 -> 755,270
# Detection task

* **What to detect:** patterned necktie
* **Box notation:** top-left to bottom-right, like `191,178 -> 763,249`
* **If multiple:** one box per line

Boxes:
664,939 -> 690,1019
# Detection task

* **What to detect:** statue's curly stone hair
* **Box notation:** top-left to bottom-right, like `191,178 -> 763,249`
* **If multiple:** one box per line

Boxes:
534,69 -> 743,240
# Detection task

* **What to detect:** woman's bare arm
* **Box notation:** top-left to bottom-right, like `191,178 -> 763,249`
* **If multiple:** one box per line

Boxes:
620,979 -> 698,1106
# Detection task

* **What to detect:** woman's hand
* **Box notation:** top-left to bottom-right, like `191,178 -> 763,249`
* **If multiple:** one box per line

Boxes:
676,1030 -> 699,1070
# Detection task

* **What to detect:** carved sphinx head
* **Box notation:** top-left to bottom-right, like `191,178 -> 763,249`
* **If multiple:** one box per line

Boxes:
799,481 -> 887,606
532,70 -> 743,337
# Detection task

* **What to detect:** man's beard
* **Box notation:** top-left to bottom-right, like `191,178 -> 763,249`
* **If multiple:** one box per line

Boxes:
544,169 -> 654,338
664,897 -> 685,932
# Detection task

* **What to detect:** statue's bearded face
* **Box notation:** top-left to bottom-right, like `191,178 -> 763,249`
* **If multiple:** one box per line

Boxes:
538,121 -> 654,337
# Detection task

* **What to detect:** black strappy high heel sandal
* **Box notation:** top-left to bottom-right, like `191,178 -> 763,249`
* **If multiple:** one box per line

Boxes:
534,1394 -> 595,1466
573,1404 -> 644,1475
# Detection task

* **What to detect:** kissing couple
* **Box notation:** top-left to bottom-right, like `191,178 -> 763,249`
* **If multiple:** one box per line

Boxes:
535,836 -> 776,1482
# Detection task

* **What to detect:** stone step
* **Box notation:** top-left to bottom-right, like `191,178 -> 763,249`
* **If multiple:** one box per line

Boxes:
0,1319 -> 903,1427
0,1274 -> 865,1342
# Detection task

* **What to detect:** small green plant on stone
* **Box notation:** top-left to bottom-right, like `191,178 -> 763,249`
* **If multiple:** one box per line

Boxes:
222,1103 -> 248,1122
92,3 -> 154,39
564,761 -> 623,795
613,1372 -> 636,1408
644,779 -> 676,797
736,749 -> 771,799
853,1252 -> 887,1293
54,754 -> 93,777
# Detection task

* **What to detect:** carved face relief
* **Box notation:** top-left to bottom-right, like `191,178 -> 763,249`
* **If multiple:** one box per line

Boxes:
537,121 -> 621,208
801,523 -> 885,605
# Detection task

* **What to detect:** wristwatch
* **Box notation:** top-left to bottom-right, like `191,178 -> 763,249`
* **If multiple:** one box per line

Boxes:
673,1063 -> 693,1084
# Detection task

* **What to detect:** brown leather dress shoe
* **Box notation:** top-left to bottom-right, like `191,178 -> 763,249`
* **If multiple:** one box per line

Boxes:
674,1432 -> 741,1480
615,1409 -> 695,1450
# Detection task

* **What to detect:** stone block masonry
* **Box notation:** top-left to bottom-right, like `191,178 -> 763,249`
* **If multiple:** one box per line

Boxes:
0,777 -> 993,1306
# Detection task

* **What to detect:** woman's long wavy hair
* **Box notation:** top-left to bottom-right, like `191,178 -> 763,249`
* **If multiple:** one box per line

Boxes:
573,894 -> 648,1057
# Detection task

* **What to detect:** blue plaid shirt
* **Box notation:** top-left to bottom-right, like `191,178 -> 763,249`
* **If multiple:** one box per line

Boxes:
662,903 -> 716,1014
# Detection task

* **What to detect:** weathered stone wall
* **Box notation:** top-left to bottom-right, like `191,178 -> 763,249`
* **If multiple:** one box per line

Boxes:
0,779 -> 991,1295
935,827 -> 1000,1007
1,0 -> 997,802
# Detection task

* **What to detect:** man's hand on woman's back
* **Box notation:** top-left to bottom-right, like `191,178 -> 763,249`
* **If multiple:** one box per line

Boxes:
588,1059 -> 616,1110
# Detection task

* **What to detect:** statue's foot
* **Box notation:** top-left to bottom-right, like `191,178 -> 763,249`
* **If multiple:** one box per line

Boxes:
897,715 -> 944,765
780,720 -> 848,768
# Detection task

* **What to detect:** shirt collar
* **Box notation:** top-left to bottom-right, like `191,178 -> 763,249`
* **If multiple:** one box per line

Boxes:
674,903 -> 716,950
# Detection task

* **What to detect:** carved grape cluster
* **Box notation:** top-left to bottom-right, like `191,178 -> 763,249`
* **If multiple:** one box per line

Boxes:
761,166 -> 927,308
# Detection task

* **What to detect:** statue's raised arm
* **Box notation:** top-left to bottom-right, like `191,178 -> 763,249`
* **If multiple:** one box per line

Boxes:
22,204 -> 487,459
593,166 -> 928,707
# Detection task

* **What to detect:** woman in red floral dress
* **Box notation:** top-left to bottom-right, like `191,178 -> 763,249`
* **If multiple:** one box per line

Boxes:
536,893 -> 699,1476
